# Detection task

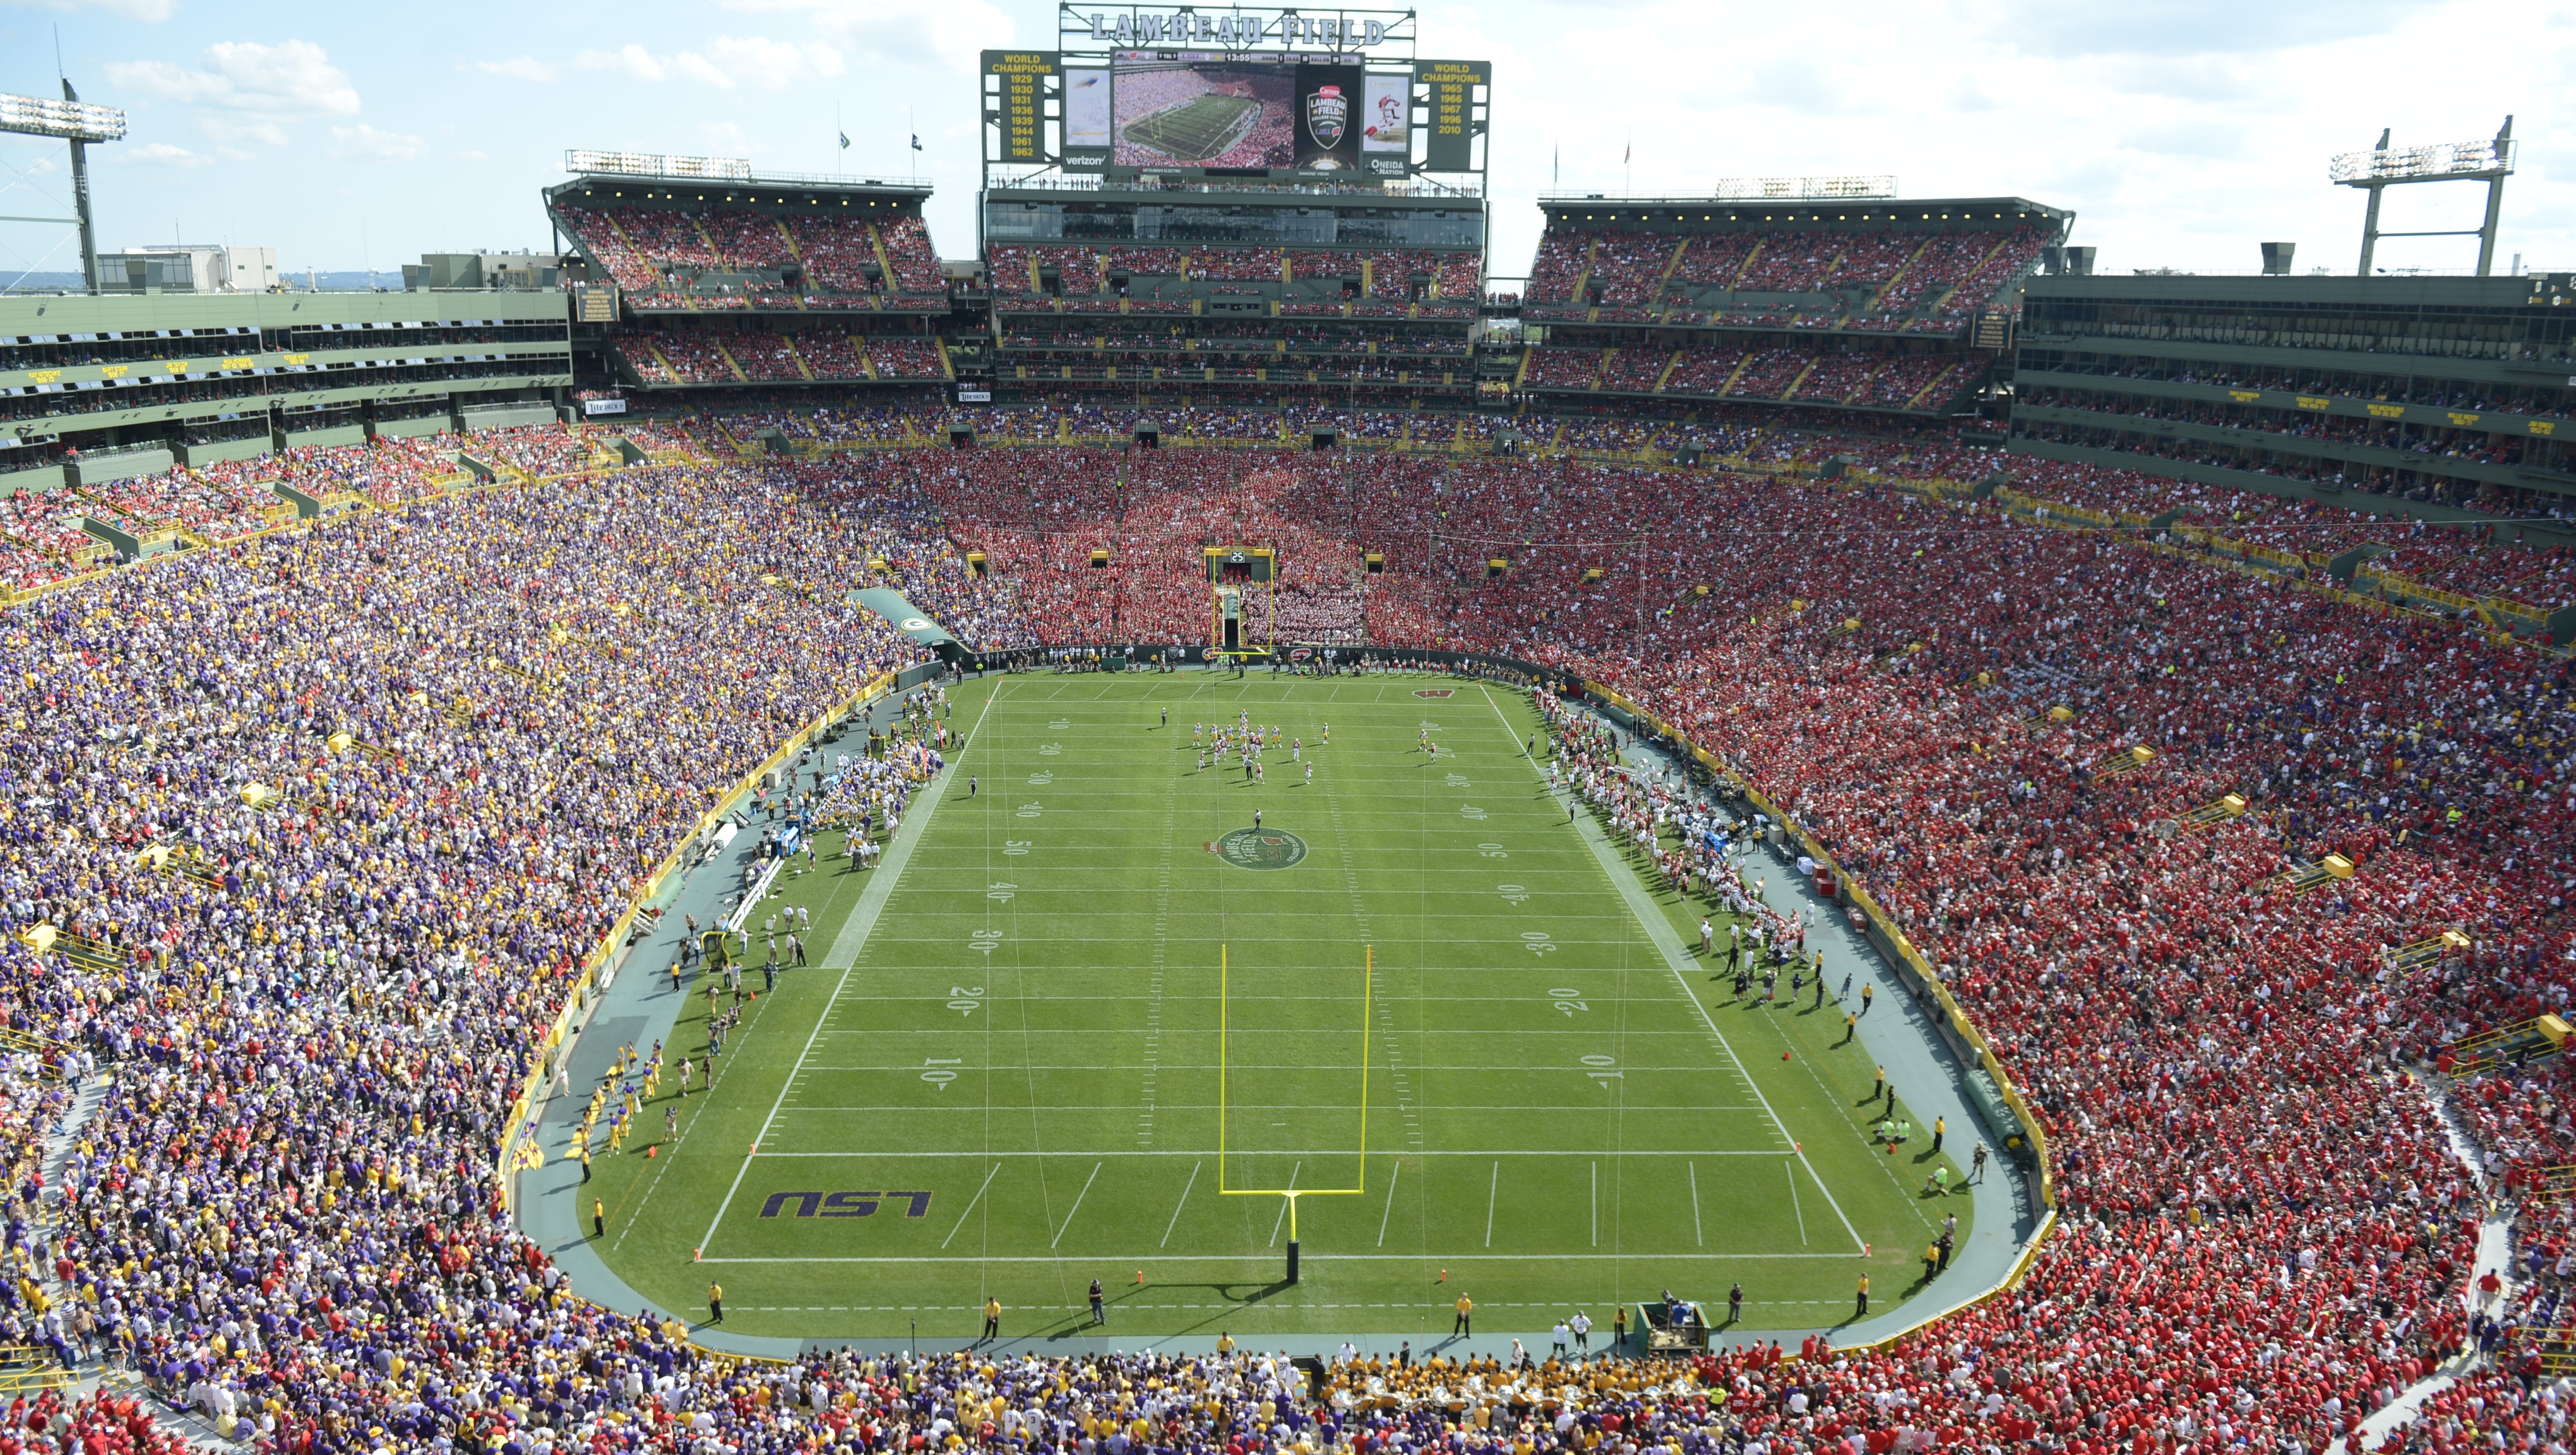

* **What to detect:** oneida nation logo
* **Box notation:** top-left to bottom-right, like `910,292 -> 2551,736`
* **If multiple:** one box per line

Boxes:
1415,689 -> 1454,698
1207,828 -> 1308,870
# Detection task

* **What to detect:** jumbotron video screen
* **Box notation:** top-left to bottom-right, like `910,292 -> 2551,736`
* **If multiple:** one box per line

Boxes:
1067,53 -> 1403,172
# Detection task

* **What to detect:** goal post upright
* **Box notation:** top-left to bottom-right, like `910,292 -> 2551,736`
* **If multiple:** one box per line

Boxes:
1217,942 -> 1373,1283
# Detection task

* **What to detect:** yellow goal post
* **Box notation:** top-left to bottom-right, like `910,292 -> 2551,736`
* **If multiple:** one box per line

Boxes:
1217,943 -> 1373,1239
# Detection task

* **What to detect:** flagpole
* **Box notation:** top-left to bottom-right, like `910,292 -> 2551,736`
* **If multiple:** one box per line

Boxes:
836,103 -> 843,178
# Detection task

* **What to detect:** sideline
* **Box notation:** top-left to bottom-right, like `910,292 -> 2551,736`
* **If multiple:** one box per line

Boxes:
698,679 -> 1008,1255
1499,684 -> 2046,1345
520,675 -> 988,1355
1474,685 -> 1865,1253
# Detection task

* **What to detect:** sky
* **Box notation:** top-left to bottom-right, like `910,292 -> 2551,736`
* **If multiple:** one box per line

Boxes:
1,0 -> 2571,285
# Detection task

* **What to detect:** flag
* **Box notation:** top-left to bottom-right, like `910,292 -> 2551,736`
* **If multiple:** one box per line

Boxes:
839,132 -> 851,150
1624,140 -> 1631,165
910,134 -> 923,152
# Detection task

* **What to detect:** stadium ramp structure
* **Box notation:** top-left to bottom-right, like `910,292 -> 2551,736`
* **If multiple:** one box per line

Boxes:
2156,792 -> 2248,838
2088,744 -> 2156,783
2382,929 -> 2470,976
2441,1014 -> 2571,1077
2267,853 -> 2356,896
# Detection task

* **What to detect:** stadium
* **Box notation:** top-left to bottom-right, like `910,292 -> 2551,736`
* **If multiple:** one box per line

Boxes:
0,6 -> 2569,1453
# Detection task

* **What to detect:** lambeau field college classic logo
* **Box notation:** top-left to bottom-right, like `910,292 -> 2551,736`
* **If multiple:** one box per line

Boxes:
1306,85 -> 1349,148
1208,828 -> 1309,870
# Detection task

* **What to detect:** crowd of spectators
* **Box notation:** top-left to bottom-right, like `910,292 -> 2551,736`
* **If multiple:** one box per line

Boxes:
878,216 -> 946,294
784,216 -> 887,294
867,339 -> 949,381
0,398 -> 2567,1453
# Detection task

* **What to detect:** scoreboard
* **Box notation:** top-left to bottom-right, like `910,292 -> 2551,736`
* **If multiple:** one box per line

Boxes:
1414,59 -> 1487,174
983,6 -> 1485,185
984,51 -> 1059,164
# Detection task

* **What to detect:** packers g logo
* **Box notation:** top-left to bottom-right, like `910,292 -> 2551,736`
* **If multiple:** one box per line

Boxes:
1306,85 -> 1349,149
901,616 -> 932,632
1207,828 -> 1308,871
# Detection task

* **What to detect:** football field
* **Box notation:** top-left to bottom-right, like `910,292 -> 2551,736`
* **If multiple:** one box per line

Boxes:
592,672 -> 1968,1341
1121,95 -> 1264,161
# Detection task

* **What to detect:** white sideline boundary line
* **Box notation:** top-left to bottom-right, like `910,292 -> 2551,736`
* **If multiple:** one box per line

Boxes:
695,682 -> 1007,1257
1475,684 -> 1869,1254
1375,1161 -> 1401,1247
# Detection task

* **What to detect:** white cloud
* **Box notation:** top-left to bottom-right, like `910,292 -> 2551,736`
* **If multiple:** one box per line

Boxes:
108,39 -> 360,118
30,0 -> 173,22
196,116 -> 288,147
472,56 -> 560,83
117,141 -> 212,167
574,37 -> 842,89
328,123 -> 426,162
718,0 -> 1005,71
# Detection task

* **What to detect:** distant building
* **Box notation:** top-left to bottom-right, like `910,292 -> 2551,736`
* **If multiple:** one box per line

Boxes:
95,245 -> 277,294
402,252 -> 564,291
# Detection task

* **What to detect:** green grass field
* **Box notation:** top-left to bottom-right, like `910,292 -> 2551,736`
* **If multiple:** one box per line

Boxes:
1121,94 -> 1263,161
591,674 -> 1967,1341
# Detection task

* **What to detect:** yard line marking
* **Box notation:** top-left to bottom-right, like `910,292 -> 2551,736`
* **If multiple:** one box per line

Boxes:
1590,1161 -> 1598,1248
1478,683 -> 1870,1255
1050,1161 -> 1104,1248
1688,1163 -> 1704,1247
700,1251 -> 1859,1265
1267,1162 -> 1301,1246
940,1163 -> 1004,1249
1786,1160 -> 1807,1246
738,1148 -> 1798,1158
687,682 -> 1006,1256
1160,1160 -> 1201,1247
1375,1161 -> 1401,1247
779,1102 -> 1766,1114
1484,1160 -> 1498,1247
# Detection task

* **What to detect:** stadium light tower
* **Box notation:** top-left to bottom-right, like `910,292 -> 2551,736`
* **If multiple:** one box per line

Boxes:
2329,117 -> 2514,277
0,82 -> 128,295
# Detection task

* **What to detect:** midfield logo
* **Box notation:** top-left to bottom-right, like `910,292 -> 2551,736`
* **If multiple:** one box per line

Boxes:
1206,827 -> 1308,870
1414,689 -> 1454,698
